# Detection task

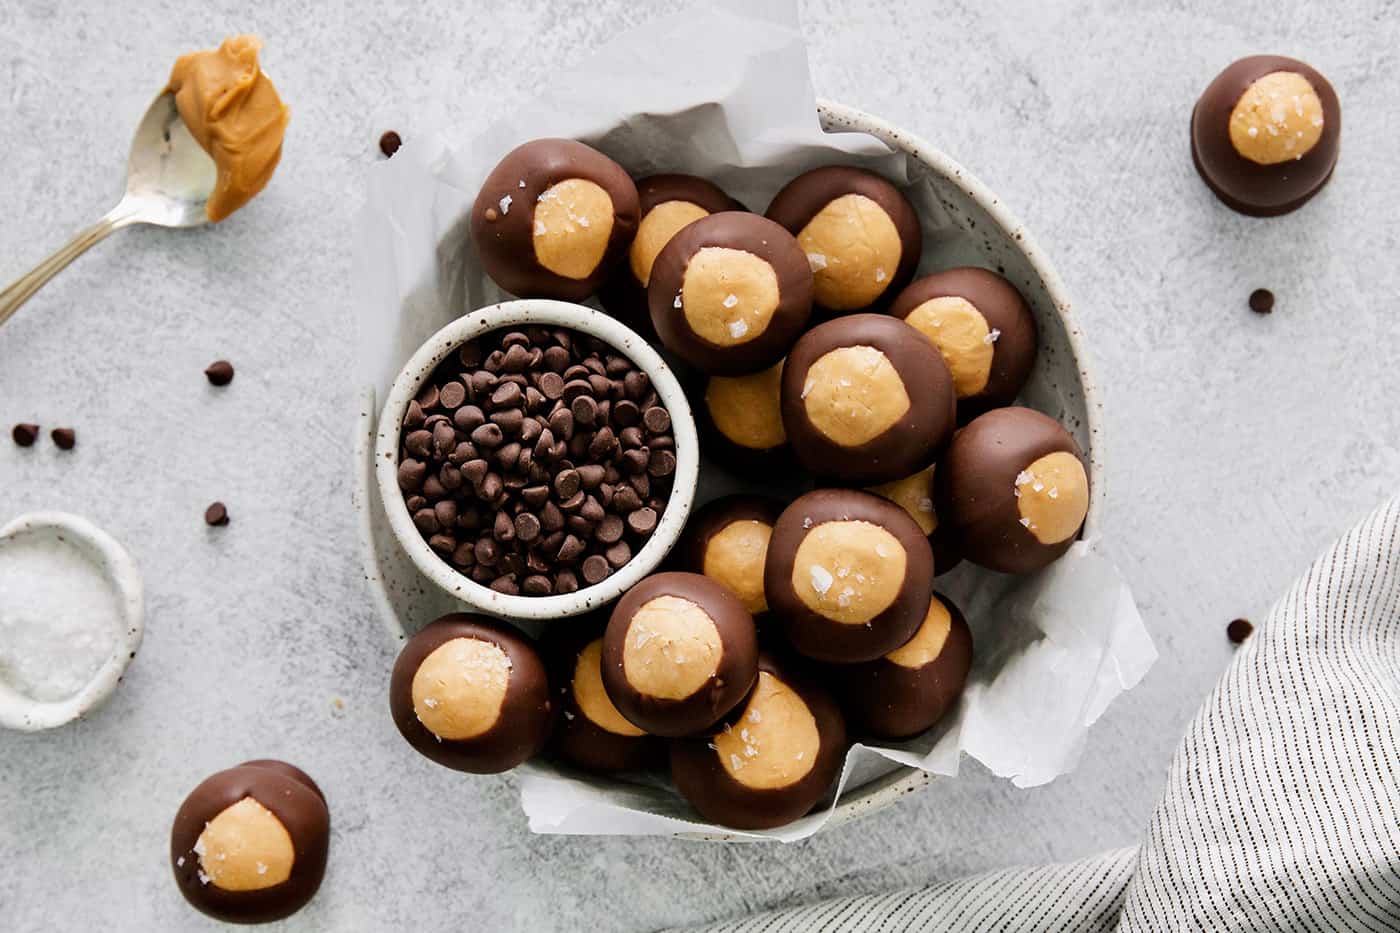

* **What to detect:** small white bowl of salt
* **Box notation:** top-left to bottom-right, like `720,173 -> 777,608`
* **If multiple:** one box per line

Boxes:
0,512 -> 143,731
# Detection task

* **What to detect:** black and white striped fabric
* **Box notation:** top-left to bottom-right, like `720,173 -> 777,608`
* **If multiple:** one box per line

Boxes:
681,496 -> 1400,932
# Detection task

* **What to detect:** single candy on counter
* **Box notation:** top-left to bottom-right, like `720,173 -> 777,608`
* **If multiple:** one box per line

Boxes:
864,465 -> 962,576
598,174 -> 745,339
544,620 -> 664,773
765,489 -> 935,663
836,593 -> 972,740
170,759 -> 329,924
471,139 -> 640,300
670,651 -> 846,830
648,212 -> 813,376
1191,55 -> 1340,216
889,267 -> 1037,419
936,407 -> 1089,574
601,572 -> 758,737
676,495 -> 786,616
389,614 -> 554,773
765,165 -> 921,315
780,314 -> 954,485
698,360 -> 791,467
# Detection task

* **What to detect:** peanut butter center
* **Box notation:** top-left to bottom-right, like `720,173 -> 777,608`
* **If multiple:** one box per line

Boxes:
1014,451 -> 1089,545
714,671 -> 819,789
630,200 -> 709,286
411,637 -> 512,741
867,465 -> 938,536
621,596 -> 723,700
195,797 -> 295,892
680,247 -> 780,346
573,639 -> 645,737
791,520 -> 907,624
797,193 -> 903,310
532,178 -> 616,279
705,360 -> 787,450
1228,71 -> 1325,165
886,596 -> 953,669
801,346 -> 910,447
904,296 -> 994,398
702,520 -> 774,614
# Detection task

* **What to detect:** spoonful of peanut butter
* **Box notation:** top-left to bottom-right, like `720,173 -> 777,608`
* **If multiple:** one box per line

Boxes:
0,35 -> 288,328
167,35 -> 289,223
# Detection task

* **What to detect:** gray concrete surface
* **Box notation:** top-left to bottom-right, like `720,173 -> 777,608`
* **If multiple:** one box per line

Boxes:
2,1 -> 1398,930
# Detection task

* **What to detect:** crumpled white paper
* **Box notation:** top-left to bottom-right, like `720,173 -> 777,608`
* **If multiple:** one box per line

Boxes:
354,0 -> 1156,841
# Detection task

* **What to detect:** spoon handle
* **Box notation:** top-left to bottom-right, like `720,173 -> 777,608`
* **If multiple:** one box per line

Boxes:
0,203 -> 142,329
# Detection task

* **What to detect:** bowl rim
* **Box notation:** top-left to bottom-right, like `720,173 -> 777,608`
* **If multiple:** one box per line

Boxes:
374,299 -> 701,621
0,511 -> 144,732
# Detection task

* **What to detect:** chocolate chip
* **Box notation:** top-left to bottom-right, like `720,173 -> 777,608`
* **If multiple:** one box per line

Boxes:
554,468 -> 581,499
619,426 -> 644,449
522,575 -> 552,596
503,344 -> 532,373
613,486 -> 643,513
580,496 -> 606,523
558,490 -> 586,512
403,400 -> 425,429
451,541 -> 476,568
50,427 -> 76,450
439,381 -> 467,409
490,575 -> 520,595
548,408 -> 574,440
648,449 -> 677,477
515,512 -> 542,542
623,371 -> 649,401
204,360 -> 235,386
413,508 -> 440,535
493,510 -> 517,542
480,472 -> 503,501
433,422 -> 456,459
434,500 -> 458,528
540,501 -> 565,533
422,475 -> 447,501
567,515 -> 596,536
497,442 -> 522,470
458,342 -> 483,368
595,514 -> 625,544
429,533 -> 457,554
612,399 -> 640,427
643,406 -> 670,433
556,570 -> 580,594
621,448 -> 649,474
557,534 -> 587,563
1227,618 -> 1254,643
379,130 -> 402,157
398,459 -> 427,491
589,426 -> 617,460
471,423 -> 504,448
628,473 -> 651,498
543,347 -> 570,373
449,441 -> 477,465
1248,289 -> 1274,314
571,395 -> 598,426
470,370 -> 497,397
562,379 -> 593,403
11,423 -> 38,447
581,554 -> 611,584
416,383 -> 440,410
627,507 -> 658,536
204,502 -> 230,526
474,537 -> 499,566
462,459 -> 489,485
604,540 -> 632,568
491,408 -> 524,435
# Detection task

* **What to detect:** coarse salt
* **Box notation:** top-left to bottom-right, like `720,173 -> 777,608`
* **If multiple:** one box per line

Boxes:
728,320 -> 748,339
984,328 -> 1002,344
807,252 -> 828,271
498,195 -> 512,215
809,565 -> 834,595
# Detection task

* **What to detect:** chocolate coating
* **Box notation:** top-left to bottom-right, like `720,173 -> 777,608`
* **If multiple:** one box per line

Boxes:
765,165 -> 921,315
1191,56 -> 1341,216
836,593 -> 973,740
170,760 -> 330,924
676,494 -> 786,615
599,174 -> 745,340
670,651 -> 846,830
648,212 -> 813,376
389,614 -> 554,773
936,407 -> 1088,574
471,138 -> 640,299
780,314 -> 955,485
889,267 -> 1038,420
542,617 -> 665,774
602,572 -> 759,737
765,489 -> 935,663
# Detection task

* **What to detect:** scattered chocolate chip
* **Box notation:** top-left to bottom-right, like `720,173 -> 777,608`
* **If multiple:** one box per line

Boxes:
1248,289 -> 1274,314
204,360 -> 235,386
581,554 -> 612,584
204,502 -> 229,526
648,449 -> 677,478
626,507 -> 658,536
379,130 -> 403,158
51,428 -> 76,450
1227,618 -> 1254,644
642,406 -> 671,433
11,423 -> 38,447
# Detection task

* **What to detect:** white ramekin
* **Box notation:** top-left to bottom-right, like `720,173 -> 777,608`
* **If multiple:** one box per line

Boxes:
374,299 -> 700,622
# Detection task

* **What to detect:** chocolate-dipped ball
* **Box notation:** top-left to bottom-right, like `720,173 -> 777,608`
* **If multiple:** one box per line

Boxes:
599,174 -> 745,338
471,139 -> 640,300
602,572 -> 758,737
781,314 -> 955,485
671,651 -> 846,830
170,760 -> 330,924
1191,56 -> 1341,217
390,614 -> 553,773
765,489 -> 935,663
837,593 -> 973,740
765,165 -> 921,315
698,360 -> 792,467
545,622 -> 664,773
936,407 -> 1089,574
676,495 -> 786,616
890,267 -> 1037,419
864,465 -> 962,576
648,212 -> 813,376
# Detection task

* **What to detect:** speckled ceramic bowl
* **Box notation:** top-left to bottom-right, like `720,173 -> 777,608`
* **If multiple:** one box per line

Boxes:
374,299 -> 700,622
0,511 -> 143,732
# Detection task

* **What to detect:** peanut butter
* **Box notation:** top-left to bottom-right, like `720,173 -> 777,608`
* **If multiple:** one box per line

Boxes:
167,36 -> 289,222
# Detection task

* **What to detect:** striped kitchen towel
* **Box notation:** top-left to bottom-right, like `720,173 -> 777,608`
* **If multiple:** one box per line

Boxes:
682,495 -> 1400,932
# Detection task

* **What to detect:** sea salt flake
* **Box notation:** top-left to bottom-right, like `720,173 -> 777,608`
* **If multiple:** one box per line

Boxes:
744,744 -> 758,757
796,751 -> 805,760
1311,115 -> 1324,127
197,870 -> 211,886
837,566 -> 849,578
1015,470 -> 1033,486
1019,517 -> 1032,528
533,221 -> 546,235
518,179 -> 526,188
918,497 -> 934,513
729,320 -> 748,339
875,267 -> 887,282
1032,480 -> 1044,492
256,862 -> 268,875
748,708 -> 762,723
577,215 -> 590,228
177,857 -> 185,867
984,328 -> 1002,344
875,543 -> 889,558
730,754 -> 744,770
564,711 -> 575,720
722,293 -> 739,308
801,378 -> 815,399
498,194 -> 513,215
807,252 -> 828,271
809,565 -> 834,595
193,838 -> 207,857
1247,126 -> 1259,138
673,293 -> 683,309
1049,487 -> 1059,499
422,696 -> 439,708
802,517 -> 813,529
708,742 -> 718,750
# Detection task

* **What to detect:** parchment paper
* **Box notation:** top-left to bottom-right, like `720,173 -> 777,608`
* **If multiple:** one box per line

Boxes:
353,0 -> 1156,841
